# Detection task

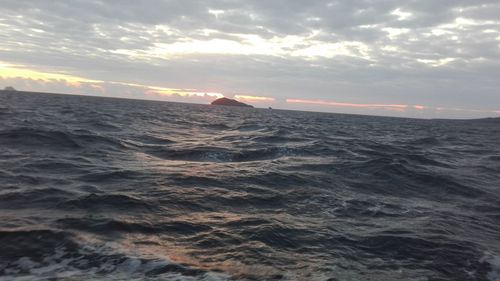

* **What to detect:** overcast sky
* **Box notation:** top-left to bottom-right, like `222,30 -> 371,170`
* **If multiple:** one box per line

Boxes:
1,0 -> 499,118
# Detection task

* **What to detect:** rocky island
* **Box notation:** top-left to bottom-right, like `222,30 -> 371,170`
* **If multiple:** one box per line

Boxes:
211,97 -> 253,108
2,86 -> 17,91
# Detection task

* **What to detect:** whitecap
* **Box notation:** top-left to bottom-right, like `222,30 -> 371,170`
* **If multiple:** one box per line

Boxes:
486,254 -> 500,281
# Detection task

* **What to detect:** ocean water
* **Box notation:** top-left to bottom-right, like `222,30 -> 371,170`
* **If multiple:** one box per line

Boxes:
1,91 -> 500,281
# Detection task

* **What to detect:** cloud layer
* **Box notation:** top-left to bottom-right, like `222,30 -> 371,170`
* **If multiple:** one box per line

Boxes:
1,0 -> 499,118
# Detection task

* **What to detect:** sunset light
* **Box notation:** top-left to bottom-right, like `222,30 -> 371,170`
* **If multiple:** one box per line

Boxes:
1,1 -> 499,118
234,95 -> 276,103
1,2 -> 500,280
287,98 -> 409,110
0,63 -> 100,85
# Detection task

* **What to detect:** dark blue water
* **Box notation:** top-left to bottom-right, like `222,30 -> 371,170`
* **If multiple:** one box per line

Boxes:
1,91 -> 500,281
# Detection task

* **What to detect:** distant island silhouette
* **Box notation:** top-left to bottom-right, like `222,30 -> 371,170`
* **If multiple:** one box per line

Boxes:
3,86 -> 17,91
211,97 -> 253,108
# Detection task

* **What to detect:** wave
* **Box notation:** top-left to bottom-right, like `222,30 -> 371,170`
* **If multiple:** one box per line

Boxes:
408,136 -> 442,146
0,188 -> 76,209
0,128 -> 81,149
0,229 -> 228,281
144,145 -> 310,163
57,217 -> 213,236
2,92 -> 500,280
58,193 -> 156,211
0,127 -> 126,151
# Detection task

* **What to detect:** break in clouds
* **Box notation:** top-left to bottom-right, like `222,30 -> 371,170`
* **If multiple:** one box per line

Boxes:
0,0 -> 499,118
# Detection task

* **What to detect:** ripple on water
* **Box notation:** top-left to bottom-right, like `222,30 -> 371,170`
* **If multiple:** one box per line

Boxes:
1,92 -> 500,280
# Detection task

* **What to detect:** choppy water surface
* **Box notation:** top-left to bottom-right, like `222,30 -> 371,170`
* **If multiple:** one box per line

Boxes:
1,91 -> 500,281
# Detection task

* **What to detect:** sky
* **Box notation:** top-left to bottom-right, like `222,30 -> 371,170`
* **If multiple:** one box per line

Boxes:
1,0 -> 499,118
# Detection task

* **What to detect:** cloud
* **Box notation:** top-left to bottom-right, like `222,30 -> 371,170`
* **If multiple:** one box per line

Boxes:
0,0 -> 499,118
0,63 -> 226,103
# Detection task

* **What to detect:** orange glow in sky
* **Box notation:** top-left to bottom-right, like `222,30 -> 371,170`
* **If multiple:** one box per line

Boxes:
286,98 -> 409,110
0,62 -> 101,85
234,95 -> 275,103
2,62 -> 498,117
150,86 -> 224,99
0,62 -> 225,100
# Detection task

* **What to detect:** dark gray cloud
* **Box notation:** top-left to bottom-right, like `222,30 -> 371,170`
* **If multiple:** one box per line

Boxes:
0,0 -> 499,118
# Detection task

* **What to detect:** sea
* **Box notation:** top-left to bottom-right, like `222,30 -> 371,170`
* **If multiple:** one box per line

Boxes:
1,91 -> 500,281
